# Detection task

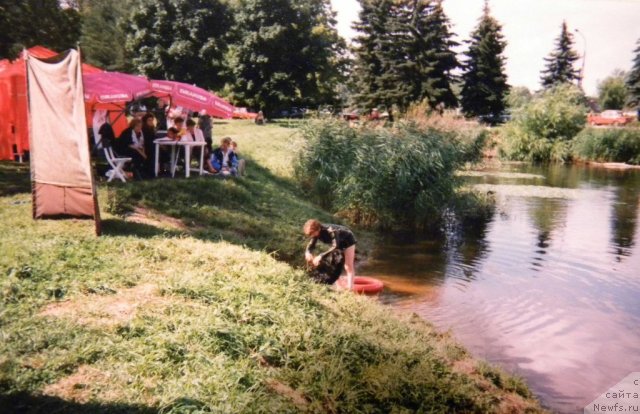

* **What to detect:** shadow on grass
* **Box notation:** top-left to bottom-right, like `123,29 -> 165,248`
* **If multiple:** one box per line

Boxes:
0,161 -> 31,197
0,156 -> 325,264
0,392 -> 156,414
100,218 -> 184,239
270,119 -> 306,129
105,154 -> 330,263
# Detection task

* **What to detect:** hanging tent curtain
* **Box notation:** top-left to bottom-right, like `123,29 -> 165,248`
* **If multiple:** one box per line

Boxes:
26,49 -> 101,234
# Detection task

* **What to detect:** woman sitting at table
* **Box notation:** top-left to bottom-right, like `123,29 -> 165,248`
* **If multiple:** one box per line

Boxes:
173,117 -> 186,138
207,137 -> 238,176
166,127 -> 179,141
115,118 -> 147,179
182,119 -> 207,165
181,119 -> 205,143
142,113 -> 157,176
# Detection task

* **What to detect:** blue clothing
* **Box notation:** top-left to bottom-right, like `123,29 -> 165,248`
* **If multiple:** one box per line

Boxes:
210,148 -> 238,171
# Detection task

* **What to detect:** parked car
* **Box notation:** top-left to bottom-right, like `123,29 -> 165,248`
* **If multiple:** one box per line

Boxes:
342,108 -> 361,121
274,107 -> 305,119
587,110 -> 634,126
317,105 -> 335,119
478,111 -> 511,125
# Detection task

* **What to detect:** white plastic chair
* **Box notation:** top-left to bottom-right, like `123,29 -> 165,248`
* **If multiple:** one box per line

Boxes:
104,147 -> 131,183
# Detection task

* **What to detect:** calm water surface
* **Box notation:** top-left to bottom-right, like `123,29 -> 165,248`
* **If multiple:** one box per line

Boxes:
360,163 -> 640,413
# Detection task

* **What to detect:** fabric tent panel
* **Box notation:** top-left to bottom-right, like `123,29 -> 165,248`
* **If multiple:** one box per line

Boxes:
0,80 -> 14,160
34,183 -> 96,217
27,51 -> 93,188
26,49 -> 100,229
11,74 -> 29,157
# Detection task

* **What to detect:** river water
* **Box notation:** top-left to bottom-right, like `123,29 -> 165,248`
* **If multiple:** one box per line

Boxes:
360,163 -> 640,413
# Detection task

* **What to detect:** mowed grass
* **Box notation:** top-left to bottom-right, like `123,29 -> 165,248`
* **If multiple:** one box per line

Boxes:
0,121 -> 545,413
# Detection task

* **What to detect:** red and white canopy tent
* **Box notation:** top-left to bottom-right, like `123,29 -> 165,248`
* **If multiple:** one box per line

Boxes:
83,71 -> 157,142
84,72 -> 153,107
0,46 -> 236,161
0,46 -> 103,161
150,80 -> 234,119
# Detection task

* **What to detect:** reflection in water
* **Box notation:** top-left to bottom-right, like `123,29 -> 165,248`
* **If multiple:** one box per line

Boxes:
362,164 -> 640,414
610,173 -> 640,258
527,198 -> 568,271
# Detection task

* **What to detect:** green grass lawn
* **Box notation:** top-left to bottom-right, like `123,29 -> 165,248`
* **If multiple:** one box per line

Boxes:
0,121 -> 545,413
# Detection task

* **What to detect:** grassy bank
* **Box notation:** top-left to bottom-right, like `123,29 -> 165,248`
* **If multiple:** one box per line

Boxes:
0,121 -> 544,413
573,127 -> 640,165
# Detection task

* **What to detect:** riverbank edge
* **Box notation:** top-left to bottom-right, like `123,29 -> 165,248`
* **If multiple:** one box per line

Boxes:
0,122 -> 547,412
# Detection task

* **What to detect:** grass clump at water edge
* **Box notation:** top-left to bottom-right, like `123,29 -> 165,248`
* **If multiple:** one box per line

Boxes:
294,119 -> 493,230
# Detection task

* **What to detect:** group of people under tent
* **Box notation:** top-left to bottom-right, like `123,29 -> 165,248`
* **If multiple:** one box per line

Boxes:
94,101 -> 245,180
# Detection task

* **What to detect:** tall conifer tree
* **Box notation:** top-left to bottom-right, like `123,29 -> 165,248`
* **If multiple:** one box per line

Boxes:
352,0 -> 458,113
626,38 -> 640,106
540,21 -> 580,88
460,1 -> 509,118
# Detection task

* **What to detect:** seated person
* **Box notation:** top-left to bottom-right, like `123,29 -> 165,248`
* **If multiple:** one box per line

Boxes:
230,140 -> 246,176
173,117 -> 186,138
115,118 -> 147,179
181,119 -> 205,142
166,127 -> 179,141
157,127 -> 180,174
206,137 -> 238,175
255,110 -> 265,125
98,121 -> 116,149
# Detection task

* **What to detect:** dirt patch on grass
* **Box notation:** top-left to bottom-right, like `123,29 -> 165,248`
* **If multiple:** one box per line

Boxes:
42,365 -> 112,403
265,378 -> 309,410
40,284 -> 170,327
127,207 -> 189,231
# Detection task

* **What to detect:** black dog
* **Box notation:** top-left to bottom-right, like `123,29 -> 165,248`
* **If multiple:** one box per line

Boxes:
307,249 -> 345,285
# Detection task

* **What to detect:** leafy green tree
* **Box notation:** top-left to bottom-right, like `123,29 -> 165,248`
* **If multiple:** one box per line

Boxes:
227,0 -> 347,114
540,21 -> 580,88
353,0 -> 459,113
79,0 -> 131,71
626,38 -> 640,107
597,70 -> 628,110
500,84 -> 587,162
506,86 -> 533,110
125,0 -> 233,91
460,1 -> 509,118
0,0 -> 81,60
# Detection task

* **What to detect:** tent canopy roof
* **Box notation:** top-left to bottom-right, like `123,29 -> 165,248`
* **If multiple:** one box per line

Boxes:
150,80 -> 235,119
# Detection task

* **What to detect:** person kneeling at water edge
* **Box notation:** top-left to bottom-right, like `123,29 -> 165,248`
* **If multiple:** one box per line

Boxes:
304,219 -> 357,289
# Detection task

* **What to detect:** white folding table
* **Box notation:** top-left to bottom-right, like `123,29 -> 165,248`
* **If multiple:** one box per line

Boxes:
154,139 -> 206,178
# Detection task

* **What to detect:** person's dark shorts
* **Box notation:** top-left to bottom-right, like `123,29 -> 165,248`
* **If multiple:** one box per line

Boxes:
338,232 -> 357,250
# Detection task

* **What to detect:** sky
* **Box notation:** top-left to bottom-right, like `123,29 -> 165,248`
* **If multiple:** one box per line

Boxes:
329,0 -> 640,96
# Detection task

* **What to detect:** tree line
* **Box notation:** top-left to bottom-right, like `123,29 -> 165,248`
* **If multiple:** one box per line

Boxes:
2,0 -> 640,116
